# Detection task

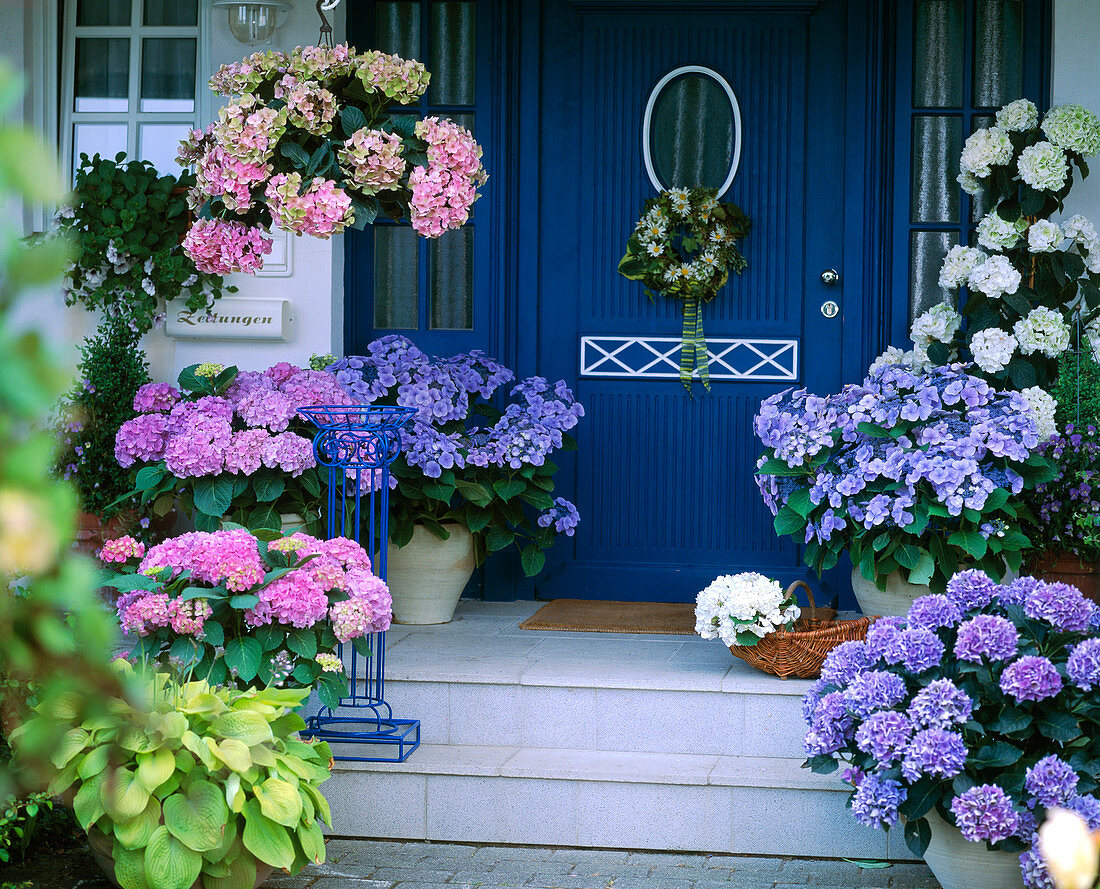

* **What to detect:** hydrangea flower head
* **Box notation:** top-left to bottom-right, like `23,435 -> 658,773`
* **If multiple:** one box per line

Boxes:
1000,655 -> 1063,703
955,613 -> 1019,663
950,784 -> 1020,843
946,569 -> 999,611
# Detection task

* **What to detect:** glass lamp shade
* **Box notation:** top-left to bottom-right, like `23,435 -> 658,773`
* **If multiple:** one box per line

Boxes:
213,2 -> 289,47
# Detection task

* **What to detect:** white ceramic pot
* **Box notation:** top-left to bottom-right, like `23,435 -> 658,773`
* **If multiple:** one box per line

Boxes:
921,811 -> 1024,889
850,568 -> 930,617
386,523 -> 475,625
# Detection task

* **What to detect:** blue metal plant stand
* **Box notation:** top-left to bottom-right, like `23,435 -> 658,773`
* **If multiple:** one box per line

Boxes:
297,404 -> 421,763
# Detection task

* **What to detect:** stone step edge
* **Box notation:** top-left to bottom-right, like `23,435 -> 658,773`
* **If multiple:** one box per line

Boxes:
330,744 -> 847,793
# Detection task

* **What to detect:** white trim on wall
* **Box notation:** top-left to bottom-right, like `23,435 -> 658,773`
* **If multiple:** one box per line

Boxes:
25,0 -> 60,233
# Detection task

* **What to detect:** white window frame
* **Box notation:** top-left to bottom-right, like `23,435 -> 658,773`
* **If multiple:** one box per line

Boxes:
60,0 -> 208,177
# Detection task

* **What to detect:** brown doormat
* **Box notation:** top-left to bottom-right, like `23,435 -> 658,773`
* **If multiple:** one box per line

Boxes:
519,599 -> 697,635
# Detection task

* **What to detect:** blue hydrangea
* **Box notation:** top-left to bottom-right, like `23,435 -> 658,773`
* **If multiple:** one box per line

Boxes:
1019,847 -> 1055,889
955,614 -> 1019,663
1000,655 -> 1063,703
908,678 -> 974,730
818,640 -> 872,686
900,728 -> 967,782
998,575 -> 1044,608
851,773 -> 906,830
843,670 -> 908,718
950,784 -> 1020,843
945,569 -> 999,611
897,627 -> 945,673
1024,755 -> 1079,808
1023,581 -> 1098,633
1067,638 -> 1100,690
854,711 -> 912,765
906,594 -> 963,631
864,617 -> 905,662
1066,794 -> 1100,831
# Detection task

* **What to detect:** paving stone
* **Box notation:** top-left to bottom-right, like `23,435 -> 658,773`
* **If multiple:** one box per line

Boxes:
625,852 -> 710,867
549,849 -> 631,865
598,877 -> 694,889
564,864 -> 649,879
520,875 -> 618,889
691,879 -> 778,889
369,868 -> 459,883
488,861 -> 577,876
472,846 -> 556,862
309,880 -> 396,889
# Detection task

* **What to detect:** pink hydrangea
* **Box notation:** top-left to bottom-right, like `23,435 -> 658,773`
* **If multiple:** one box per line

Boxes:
287,44 -> 358,81
168,597 -> 212,636
339,128 -> 406,194
249,573 -> 330,628
264,173 -> 353,238
224,428 -> 273,475
163,412 -> 231,477
261,432 -> 316,476
235,386 -> 298,431
182,218 -> 273,275
355,48 -> 430,104
211,94 -> 287,165
318,536 -> 373,572
98,536 -> 146,564
329,579 -> 393,642
133,382 -> 180,413
115,413 -> 172,468
273,75 -> 338,135
189,529 -> 266,591
209,50 -> 286,96
119,591 -> 171,636
225,370 -> 272,401
141,532 -> 203,578
169,396 -> 235,429
279,369 -> 352,408
196,146 -> 271,212
264,362 -> 300,386
407,117 -> 487,238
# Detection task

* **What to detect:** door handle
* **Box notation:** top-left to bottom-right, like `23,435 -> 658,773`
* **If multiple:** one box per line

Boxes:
820,268 -> 840,286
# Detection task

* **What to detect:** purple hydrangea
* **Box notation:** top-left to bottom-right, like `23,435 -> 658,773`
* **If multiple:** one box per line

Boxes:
998,575 -> 1044,608
843,670 -> 908,717
1023,581 -> 1098,633
897,627 -> 945,673
1066,794 -> 1100,831
818,640 -> 872,686
955,614 -> 1019,663
900,728 -> 967,782
133,381 -> 180,413
1019,847 -> 1055,889
1024,755 -> 1079,808
850,773 -> 906,830
864,616 -> 905,661
1000,656 -> 1063,703
854,711 -> 912,765
945,569 -> 999,611
906,594 -> 962,631
1067,638 -> 1100,690
950,784 -> 1021,843
537,498 -> 580,536
803,691 -> 854,756
907,678 -> 974,730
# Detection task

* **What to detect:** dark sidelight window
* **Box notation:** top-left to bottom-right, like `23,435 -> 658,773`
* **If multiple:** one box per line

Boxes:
347,0 -> 482,353
892,0 -> 1050,334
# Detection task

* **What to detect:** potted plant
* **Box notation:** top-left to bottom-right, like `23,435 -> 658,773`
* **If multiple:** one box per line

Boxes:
328,336 -> 583,624
56,153 -> 231,336
180,44 -> 487,276
13,663 -> 333,889
916,99 -> 1100,391
802,569 -> 1100,889
754,361 -> 1055,615
98,527 -> 391,712
116,361 -> 359,535
55,315 -> 152,554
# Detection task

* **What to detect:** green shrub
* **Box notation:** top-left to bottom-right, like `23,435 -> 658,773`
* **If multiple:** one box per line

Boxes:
1053,349 -> 1100,430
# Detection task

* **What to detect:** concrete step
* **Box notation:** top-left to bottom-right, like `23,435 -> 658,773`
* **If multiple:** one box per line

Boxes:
323,743 -> 910,860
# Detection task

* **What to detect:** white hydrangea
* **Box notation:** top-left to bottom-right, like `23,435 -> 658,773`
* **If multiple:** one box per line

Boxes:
977,210 -> 1027,251
694,572 -> 800,647
868,346 -> 908,375
1063,214 -> 1099,249
1018,141 -> 1069,192
995,98 -> 1039,133
1042,104 -> 1100,157
910,303 -> 961,346
969,328 -> 1017,374
960,126 -> 1013,178
1013,307 -> 1072,358
1087,316 -> 1100,363
1088,248 -> 1100,275
968,255 -> 1022,297
1027,219 -> 1063,253
1020,386 -> 1059,440
938,245 -> 987,289
957,170 -> 984,196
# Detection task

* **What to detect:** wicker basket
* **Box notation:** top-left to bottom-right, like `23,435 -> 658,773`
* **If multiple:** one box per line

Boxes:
728,581 -> 875,680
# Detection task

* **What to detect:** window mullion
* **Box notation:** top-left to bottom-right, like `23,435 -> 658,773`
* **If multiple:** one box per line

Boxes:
127,0 -> 141,160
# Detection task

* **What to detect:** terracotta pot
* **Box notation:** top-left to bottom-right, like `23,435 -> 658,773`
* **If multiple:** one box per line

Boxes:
1028,552 -> 1100,604
385,523 -> 475,624
87,827 -> 275,889
920,811 -> 1024,889
73,510 -> 139,557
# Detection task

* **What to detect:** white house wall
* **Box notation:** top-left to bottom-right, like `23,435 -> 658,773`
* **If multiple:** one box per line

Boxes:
3,1 -> 1100,383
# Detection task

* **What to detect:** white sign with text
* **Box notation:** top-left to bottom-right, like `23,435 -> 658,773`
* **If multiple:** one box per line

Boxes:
166,298 -> 291,341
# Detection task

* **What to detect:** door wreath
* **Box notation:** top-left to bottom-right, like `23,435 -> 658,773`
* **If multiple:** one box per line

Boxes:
617,186 -> 751,389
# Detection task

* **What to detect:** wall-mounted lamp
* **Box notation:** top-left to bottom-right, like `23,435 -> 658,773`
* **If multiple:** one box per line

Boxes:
211,0 -> 292,47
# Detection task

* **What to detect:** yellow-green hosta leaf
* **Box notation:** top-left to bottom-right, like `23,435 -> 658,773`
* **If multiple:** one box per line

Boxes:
181,731 -> 217,771
162,780 -> 228,853
276,752 -> 331,785
224,773 -> 245,814
101,766 -> 152,822
51,728 -> 89,769
48,759 -> 80,797
113,797 -> 162,851
73,773 -> 106,831
297,820 -> 325,865
148,711 -> 188,741
203,851 -> 257,889
137,747 -> 176,792
79,744 -> 113,780
249,743 -> 276,768
253,777 -> 301,827
211,711 -> 272,747
181,693 -> 226,718
144,825 -> 202,889
301,782 -> 331,827
204,814 -> 238,864
119,726 -> 163,754
153,773 -> 182,801
112,840 -> 150,889
241,799 -> 294,871
174,750 -> 196,775
209,738 -> 252,773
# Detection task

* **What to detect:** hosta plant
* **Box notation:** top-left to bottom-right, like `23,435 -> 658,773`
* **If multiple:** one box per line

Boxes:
12,667 -> 333,889
802,570 -> 1100,888
754,361 -> 1056,594
99,527 -> 391,709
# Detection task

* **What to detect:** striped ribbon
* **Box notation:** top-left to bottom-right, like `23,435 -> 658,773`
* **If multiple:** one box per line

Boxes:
679,295 -> 711,391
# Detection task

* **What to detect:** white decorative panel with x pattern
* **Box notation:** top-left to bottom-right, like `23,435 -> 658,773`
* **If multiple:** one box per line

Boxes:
580,336 -> 799,382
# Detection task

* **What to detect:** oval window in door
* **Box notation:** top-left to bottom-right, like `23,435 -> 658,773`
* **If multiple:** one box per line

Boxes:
643,66 -> 741,197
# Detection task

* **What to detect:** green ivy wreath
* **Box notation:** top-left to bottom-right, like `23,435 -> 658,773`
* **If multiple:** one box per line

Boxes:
618,186 -> 751,389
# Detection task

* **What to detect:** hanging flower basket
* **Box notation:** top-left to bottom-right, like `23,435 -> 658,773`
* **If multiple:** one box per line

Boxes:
727,582 -> 875,680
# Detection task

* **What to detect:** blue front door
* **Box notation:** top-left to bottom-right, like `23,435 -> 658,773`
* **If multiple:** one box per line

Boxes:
533,1 -> 863,601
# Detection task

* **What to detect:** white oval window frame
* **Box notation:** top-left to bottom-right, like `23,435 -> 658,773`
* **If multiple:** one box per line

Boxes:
642,65 -> 742,198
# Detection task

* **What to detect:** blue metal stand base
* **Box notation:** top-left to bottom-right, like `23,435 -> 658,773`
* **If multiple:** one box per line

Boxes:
299,405 -> 421,764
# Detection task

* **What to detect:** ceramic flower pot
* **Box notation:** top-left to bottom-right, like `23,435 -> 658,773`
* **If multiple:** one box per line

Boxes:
850,568 -> 930,617
87,826 -> 275,889
386,522 -> 475,624
1028,552 -> 1100,604
920,812 -> 1024,889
